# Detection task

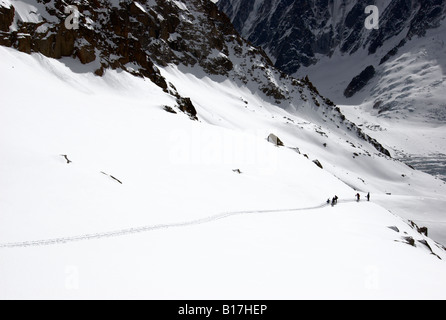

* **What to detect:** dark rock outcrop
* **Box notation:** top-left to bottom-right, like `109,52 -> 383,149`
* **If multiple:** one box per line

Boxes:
76,45 -> 96,64
267,134 -> 284,147
177,97 -> 198,121
313,159 -> 323,169
409,220 -> 429,237
163,106 -> 177,114
344,66 -> 376,98
0,2 -> 14,32
388,226 -> 400,233
402,236 -> 416,247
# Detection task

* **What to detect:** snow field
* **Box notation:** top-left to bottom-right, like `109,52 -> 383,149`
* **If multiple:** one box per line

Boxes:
1,46 -> 445,299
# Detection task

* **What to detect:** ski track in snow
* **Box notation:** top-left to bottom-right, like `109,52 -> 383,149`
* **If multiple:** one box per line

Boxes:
0,201 -> 353,249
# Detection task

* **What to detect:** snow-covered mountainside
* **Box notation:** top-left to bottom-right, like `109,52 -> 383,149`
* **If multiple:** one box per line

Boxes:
1,0 -> 446,299
0,0 -> 392,154
219,0 -> 446,180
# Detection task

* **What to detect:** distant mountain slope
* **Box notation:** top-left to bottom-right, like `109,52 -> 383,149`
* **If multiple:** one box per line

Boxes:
218,0 -> 446,75
218,0 -> 446,117
219,0 -> 446,177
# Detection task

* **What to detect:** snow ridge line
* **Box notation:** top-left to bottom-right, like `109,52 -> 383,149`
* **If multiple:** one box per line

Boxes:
0,202 -> 340,249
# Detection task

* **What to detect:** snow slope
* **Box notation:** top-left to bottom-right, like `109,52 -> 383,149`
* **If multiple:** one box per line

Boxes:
1,46 -> 446,299
158,64 -> 446,247
2,202 -> 446,300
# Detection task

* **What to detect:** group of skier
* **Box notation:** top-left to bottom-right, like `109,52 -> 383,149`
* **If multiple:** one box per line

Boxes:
328,196 -> 339,206
328,192 -> 370,206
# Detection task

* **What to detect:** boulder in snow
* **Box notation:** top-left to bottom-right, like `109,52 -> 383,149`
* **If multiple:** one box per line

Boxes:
267,133 -> 284,147
402,236 -> 416,247
313,159 -> 323,169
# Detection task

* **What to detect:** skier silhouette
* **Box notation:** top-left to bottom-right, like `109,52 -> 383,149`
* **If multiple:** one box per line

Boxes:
356,193 -> 361,202
367,193 -> 370,202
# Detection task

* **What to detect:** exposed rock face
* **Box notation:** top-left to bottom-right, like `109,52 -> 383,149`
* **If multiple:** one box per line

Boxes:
0,0 -> 277,100
218,0 -> 446,74
177,97 -> 198,121
410,220 -> 429,237
0,2 -> 14,32
344,66 -> 376,98
0,0 -> 169,90
0,1 -> 14,47
402,236 -> 416,247
76,45 -> 96,65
